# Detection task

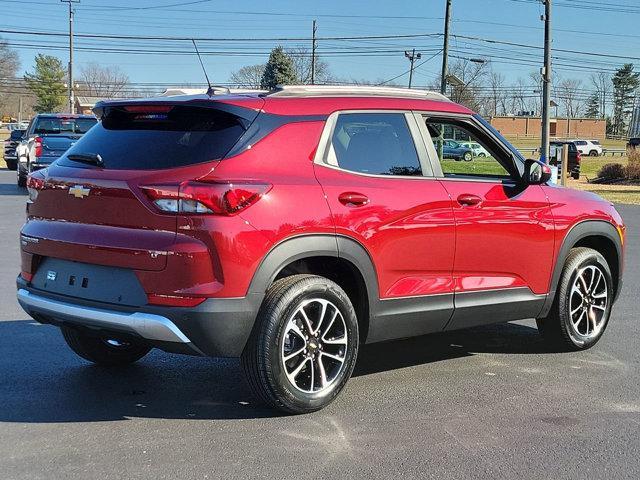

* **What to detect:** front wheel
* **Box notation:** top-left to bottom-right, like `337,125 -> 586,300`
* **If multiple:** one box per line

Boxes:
589,150 -> 599,157
463,152 -> 473,162
536,247 -> 613,351
241,274 -> 359,414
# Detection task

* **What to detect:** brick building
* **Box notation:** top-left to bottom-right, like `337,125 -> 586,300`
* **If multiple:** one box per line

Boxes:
489,116 -> 606,139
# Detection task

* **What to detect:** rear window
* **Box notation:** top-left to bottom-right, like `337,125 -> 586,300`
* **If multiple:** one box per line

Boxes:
59,105 -> 247,170
34,117 -> 97,135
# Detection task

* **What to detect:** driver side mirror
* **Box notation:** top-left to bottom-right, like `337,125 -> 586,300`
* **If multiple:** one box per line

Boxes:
524,159 -> 552,185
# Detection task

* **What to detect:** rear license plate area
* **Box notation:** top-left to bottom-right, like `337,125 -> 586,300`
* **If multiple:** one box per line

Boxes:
32,258 -> 147,306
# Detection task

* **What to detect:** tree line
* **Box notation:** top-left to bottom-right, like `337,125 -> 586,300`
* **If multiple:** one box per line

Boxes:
2,37 -> 639,137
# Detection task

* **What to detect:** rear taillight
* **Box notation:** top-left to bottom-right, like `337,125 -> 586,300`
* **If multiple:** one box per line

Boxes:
33,136 -> 43,157
26,172 -> 46,202
576,151 -> 582,163
141,181 -> 271,216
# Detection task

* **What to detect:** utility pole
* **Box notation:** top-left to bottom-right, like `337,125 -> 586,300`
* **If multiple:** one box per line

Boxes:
311,20 -> 317,85
440,0 -> 452,95
404,49 -> 422,88
18,96 -> 23,123
61,0 -> 80,114
540,0 -> 552,163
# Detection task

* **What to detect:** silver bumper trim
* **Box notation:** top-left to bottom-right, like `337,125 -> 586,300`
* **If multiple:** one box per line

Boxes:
17,288 -> 191,344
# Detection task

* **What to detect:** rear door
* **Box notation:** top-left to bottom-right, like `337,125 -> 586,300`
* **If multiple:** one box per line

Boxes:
418,113 -> 555,330
313,110 -> 456,342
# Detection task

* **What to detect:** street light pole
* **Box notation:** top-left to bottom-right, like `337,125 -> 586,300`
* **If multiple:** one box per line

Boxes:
541,0 -> 552,163
404,49 -> 422,88
61,0 -> 80,114
311,20 -> 317,85
440,0 -> 452,95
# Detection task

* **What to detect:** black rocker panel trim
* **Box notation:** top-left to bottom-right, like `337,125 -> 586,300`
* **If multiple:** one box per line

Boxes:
445,287 -> 545,331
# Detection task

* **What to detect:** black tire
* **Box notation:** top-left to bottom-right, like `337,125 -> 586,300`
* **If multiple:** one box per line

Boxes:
571,172 -> 580,180
463,152 -> 473,162
5,158 -> 17,171
589,150 -> 598,157
536,247 -> 613,351
478,152 -> 486,157
61,326 -> 151,366
17,170 -> 26,187
241,274 -> 359,414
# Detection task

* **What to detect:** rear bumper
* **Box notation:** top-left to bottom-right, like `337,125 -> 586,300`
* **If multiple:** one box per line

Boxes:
16,277 -> 262,358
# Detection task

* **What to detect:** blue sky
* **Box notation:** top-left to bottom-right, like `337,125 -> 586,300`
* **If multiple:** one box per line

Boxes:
1,0 -> 639,90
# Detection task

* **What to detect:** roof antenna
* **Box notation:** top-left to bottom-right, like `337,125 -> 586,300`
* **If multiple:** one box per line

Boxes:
192,39 -> 215,97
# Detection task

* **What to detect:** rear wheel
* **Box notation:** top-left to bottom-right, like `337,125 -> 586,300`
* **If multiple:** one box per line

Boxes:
536,247 -> 613,351
241,274 -> 359,414
61,326 -> 151,366
5,158 -> 17,171
589,150 -> 599,157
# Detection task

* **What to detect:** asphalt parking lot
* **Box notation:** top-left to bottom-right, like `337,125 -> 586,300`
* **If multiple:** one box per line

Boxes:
0,167 -> 638,480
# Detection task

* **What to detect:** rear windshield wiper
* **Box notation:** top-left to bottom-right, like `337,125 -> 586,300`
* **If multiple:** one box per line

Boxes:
67,153 -> 104,167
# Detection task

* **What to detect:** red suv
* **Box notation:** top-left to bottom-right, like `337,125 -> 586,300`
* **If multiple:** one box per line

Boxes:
17,86 -> 625,413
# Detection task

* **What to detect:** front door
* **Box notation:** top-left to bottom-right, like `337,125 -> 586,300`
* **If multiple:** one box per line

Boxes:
313,111 -> 456,341
420,113 -> 555,330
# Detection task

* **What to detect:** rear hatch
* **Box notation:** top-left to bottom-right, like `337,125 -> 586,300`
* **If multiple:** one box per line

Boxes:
37,134 -> 82,163
23,99 -> 261,273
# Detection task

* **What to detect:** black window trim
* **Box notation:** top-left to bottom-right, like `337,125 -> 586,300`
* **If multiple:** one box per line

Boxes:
313,109 -> 436,180
415,111 -> 525,185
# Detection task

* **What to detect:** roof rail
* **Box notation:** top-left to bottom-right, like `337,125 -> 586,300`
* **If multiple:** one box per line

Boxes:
268,84 -> 450,101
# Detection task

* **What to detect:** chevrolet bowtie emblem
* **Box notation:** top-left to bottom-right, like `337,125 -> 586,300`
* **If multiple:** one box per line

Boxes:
69,185 -> 91,198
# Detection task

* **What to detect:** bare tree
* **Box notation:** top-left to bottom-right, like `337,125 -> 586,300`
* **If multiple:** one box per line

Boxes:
447,59 -> 488,112
487,71 -> 507,116
229,64 -> 265,89
77,63 -> 130,98
287,47 -> 332,84
0,38 -> 21,114
590,71 -> 611,118
557,78 -> 583,118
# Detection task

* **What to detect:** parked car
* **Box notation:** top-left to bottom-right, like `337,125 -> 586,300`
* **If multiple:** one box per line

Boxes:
443,139 -> 473,161
16,114 -> 97,186
570,139 -> 603,157
628,137 -> 640,150
550,140 -> 581,179
3,128 -> 25,170
459,141 -> 491,157
17,86 -> 625,414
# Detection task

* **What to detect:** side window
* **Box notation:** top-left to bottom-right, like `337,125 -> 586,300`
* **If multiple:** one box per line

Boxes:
328,113 -> 422,176
423,117 -> 512,179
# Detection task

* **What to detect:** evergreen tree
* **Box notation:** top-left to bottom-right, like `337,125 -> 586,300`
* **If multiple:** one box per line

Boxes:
585,93 -> 600,118
24,54 -> 66,113
612,63 -> 639,136
260,46 -> 298,90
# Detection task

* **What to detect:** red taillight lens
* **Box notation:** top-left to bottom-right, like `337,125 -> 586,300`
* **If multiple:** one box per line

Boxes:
26,172 -> 46,202
141,181 -> 271,216
33,136 -> 43,157
576,151 -> 582,163
147,294 -> 206,307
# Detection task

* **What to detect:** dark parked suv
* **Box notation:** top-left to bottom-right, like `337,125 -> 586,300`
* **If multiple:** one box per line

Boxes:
550,140 -> 581,179
17,86 -> 625,413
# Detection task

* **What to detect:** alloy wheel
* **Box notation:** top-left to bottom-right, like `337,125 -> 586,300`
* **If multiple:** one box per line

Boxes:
568,264 -> 608,340
281,298 -> 348,394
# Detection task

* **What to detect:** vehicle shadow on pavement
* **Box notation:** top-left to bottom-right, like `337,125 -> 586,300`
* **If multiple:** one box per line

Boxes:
0,319 -> 545,423
353,321 -> 547,377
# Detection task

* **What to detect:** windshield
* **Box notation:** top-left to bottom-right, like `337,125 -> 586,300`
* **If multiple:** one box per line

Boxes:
33,117 -> 97,135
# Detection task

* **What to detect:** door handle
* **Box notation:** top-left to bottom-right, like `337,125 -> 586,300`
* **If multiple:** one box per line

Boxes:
338,192 -> 369,207
457,193 -> 482,206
